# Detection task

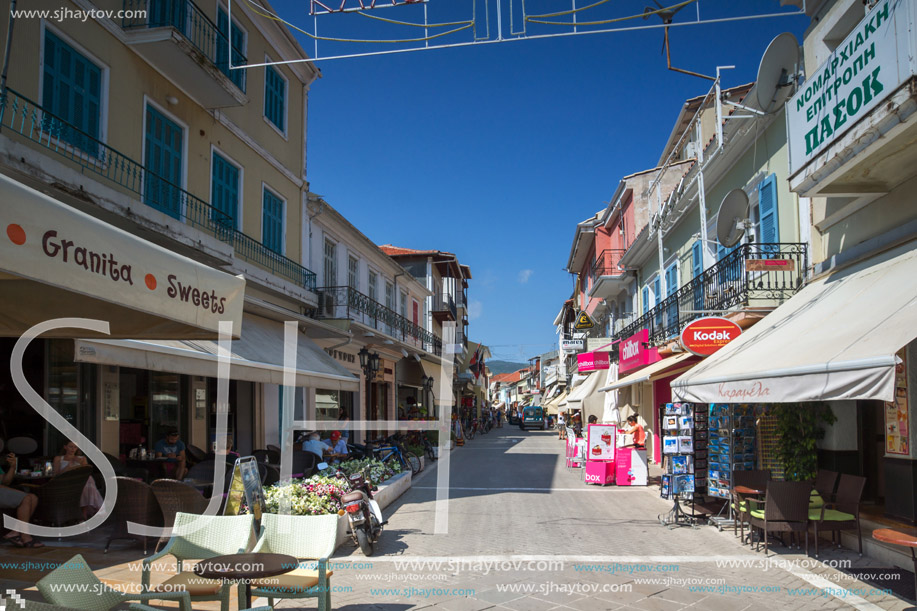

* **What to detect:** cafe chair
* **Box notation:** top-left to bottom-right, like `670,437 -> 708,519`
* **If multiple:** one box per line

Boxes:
36,554 -> 191,611
731,470 -> 770,544
809,473 -> 866,558
811,469 -> 839,509
266,444 -> 282,455
748,480 -> 812,556
253,449 -> 281,465
102,452 -> 149,481
292,451 -> 318,479
31,466 -> 94,527
186,444 -> 208,465
105,477 -> 163,554
151,479 -> 211,552
248,513 -> 339,611
142,512 -> 255,611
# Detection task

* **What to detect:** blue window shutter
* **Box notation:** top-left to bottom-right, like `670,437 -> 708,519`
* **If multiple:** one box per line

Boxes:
666,264 -> 678,296
43,30 -> 101,155
144,104 -> 183,219
642,287 -> 649,315
692,241 -> 703,278
262,188 -> 284,253
653,276 -> 661,306
758,174 -> 779,245
264,66 -> 285,131
211,153 -> 238,226
217,8 -> 246,91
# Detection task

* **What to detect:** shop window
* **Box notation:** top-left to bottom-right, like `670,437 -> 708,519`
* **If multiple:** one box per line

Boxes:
316,389 -> 354,421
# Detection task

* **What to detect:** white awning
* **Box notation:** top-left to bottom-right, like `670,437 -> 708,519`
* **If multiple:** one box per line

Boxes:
0,173 -> 245,339
672,241 -> 917,403
74,314 -> 358,390
600,352 -> 697,392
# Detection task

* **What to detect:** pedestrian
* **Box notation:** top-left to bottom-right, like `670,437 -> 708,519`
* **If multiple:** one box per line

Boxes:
557,413 -> 566,440
622,415 -> 646,450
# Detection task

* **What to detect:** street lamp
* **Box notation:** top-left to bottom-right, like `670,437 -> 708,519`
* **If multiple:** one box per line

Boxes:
358,346 -> 381,438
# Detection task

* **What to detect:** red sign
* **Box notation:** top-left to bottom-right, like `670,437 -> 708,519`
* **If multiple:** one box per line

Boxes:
577,351 -> 610,373
680,317 -> 742,357
619,329 -> 660,374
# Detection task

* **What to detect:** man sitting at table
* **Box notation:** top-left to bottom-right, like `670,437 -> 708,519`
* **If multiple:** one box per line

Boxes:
302,432 -> 328,459
0,452 -> 43,547
154,429 -> 187,479
324,431 -> 349,457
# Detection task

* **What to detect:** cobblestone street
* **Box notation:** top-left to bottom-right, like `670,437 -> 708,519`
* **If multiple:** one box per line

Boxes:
288,428 -> 914,611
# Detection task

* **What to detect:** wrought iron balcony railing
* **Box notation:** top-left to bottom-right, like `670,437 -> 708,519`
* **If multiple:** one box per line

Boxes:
614,243 -> 807,345
432,293 -> 457,320
122,0 -> 247,91
316,286 -> 443,355
0,87 -> 316,291
592,249 -> 627,277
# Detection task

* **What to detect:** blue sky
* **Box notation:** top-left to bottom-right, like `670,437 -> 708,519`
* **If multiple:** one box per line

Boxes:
264,0 -> 809,362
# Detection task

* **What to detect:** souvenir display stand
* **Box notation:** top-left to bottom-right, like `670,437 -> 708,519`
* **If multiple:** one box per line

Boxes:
584,424 -> 616,485
659,402 -> 706,527
707,403 -> 757,530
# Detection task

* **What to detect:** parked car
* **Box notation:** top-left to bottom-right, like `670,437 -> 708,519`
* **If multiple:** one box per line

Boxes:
520,406 -> 545,431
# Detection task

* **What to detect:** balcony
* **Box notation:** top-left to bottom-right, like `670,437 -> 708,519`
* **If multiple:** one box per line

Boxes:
589,249 -> 629,299
614,243 -> 807,345
431,293 -> 457,322
315,286 -> 443,355
121,0 -> 247,108
0,87 -> 316,292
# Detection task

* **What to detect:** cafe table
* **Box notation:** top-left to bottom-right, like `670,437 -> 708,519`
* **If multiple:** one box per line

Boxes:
194,552 -> 297,608
871,528 -> 917,600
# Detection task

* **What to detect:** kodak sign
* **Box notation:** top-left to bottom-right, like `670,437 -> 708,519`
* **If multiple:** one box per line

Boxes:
680,317 -> 742,357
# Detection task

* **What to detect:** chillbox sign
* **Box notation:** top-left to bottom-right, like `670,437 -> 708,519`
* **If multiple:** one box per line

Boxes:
577,351 -> 610,373
680,317 -> 742,357
619,329 -> 660,374
787,0 -> 909,175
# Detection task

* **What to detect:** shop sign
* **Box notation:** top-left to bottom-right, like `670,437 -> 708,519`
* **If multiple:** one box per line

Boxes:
680,317 -> 742,357
885,349 -> 910,457
787,0 -> 906,175
619,329 -> 660,374
586,337 -> 614,352
574,311 -> 596,330
746,259 -> 795,272
577,351 -> 610,373
561,338 -> 585,353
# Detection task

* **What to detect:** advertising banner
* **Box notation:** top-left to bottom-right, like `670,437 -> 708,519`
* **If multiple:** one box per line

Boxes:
586,423 -> 616,461
577,351 -> 610,373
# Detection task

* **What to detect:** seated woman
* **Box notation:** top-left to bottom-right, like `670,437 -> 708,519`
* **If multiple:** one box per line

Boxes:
53,441 -> 103,520
0,452 -> 43,547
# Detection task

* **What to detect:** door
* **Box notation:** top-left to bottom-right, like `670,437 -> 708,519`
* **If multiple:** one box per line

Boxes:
664,263 -> 678,334
692,241 -> 704,311
145,105 -> 183,219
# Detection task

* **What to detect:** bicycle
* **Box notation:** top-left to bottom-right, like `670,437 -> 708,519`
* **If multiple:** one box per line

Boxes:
369,435 -> 421,476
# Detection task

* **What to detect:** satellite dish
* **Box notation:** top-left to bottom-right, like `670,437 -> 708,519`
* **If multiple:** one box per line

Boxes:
756,32 -> 799,113
716,189 -> 750,248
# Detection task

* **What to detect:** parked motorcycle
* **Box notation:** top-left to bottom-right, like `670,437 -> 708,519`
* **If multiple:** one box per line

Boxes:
339,469 -> 385,556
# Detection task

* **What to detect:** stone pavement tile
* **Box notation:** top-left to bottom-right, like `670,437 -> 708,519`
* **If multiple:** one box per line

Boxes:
529,589 -> 586,605
472,588 -> 528,605
619,594 -> 689,611
436,596 -> 498,611
492,595 -> 557,611
548,596 -> 624,611
688,595 -> 749,611
646,586 -> 706,605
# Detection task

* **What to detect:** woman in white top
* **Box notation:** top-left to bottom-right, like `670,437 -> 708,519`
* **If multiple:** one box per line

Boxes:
53,441 -> 104,520
557,414 -> 566,439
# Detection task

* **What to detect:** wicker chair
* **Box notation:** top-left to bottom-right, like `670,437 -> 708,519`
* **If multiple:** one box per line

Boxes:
262,464 -> 280,487
731,470 -> 770,543
748,480 -> 812,555
104,477 -> 163,554
186,444 -> 208,464
811,469 -> 839,508
248,513 -> 339,611
36,554 -> 191,611
266,444 -> 281,455
30,466 -> 94,527
103,452 -> 149,480
151,479 -> 210,552
142,512 -> 255,611
809,473 -> 866,558
291,451 -> 318,478
253,449 -> 280,464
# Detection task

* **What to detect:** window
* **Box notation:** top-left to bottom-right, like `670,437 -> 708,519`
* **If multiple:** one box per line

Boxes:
692,240 -> 704,311
43,29 -> 102,156
261,187 -> 284,253
757,174 -> 780,248
653,276 -> 661,306
641,286 -> 649,315
217,7 -> 246,92
323,238 -> 337,286
385,281 -> 394,333
264,64 -> 286,133
348,255 -> 359,289
144,104 -> 183,219
210,152 -> 239,227
368,270 -> 378,302
665,263 -> 678,297
400,290 -> 407,320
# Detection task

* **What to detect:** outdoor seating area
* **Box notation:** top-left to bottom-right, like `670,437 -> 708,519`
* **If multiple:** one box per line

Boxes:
7,512 -> 340,611
730,469 -> 867,558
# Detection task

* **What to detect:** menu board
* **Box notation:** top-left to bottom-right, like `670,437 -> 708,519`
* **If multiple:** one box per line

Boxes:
885,349 -> 910,457
224,456 -> 266,528
586,424 -> 616,461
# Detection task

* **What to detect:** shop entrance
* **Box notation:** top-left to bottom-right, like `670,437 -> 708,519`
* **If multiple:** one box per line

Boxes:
118,368 -> 184,458
368,381 -> 389,439
858,400 -> 886,504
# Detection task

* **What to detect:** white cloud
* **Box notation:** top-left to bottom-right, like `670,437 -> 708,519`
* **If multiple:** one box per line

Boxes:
518,269 -> 534,284
468,300 -> 483,320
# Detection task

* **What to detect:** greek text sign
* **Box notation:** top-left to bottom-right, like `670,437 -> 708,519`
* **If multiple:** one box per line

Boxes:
788,0 -> 912,175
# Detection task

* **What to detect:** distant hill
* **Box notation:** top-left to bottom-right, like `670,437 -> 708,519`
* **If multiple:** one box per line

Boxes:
487,360 -> 529,375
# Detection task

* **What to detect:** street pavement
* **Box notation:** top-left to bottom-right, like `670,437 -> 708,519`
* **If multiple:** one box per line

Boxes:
266,426 -> 915,611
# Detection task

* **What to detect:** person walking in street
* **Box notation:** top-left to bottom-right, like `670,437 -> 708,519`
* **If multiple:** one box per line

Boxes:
557,413 -> 566,440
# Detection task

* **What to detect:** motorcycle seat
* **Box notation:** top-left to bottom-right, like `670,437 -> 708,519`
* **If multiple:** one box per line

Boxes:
342,491 -> 364,503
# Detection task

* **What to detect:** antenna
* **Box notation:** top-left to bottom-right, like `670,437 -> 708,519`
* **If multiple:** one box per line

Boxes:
643,0 -> 716,81
715,189 -> 750,248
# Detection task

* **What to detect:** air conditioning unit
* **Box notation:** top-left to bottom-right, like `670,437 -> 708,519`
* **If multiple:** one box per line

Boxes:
320,292 -> 335,317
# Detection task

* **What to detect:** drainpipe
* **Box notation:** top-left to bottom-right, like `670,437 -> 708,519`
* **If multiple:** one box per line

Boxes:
1,0 -> 17,92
